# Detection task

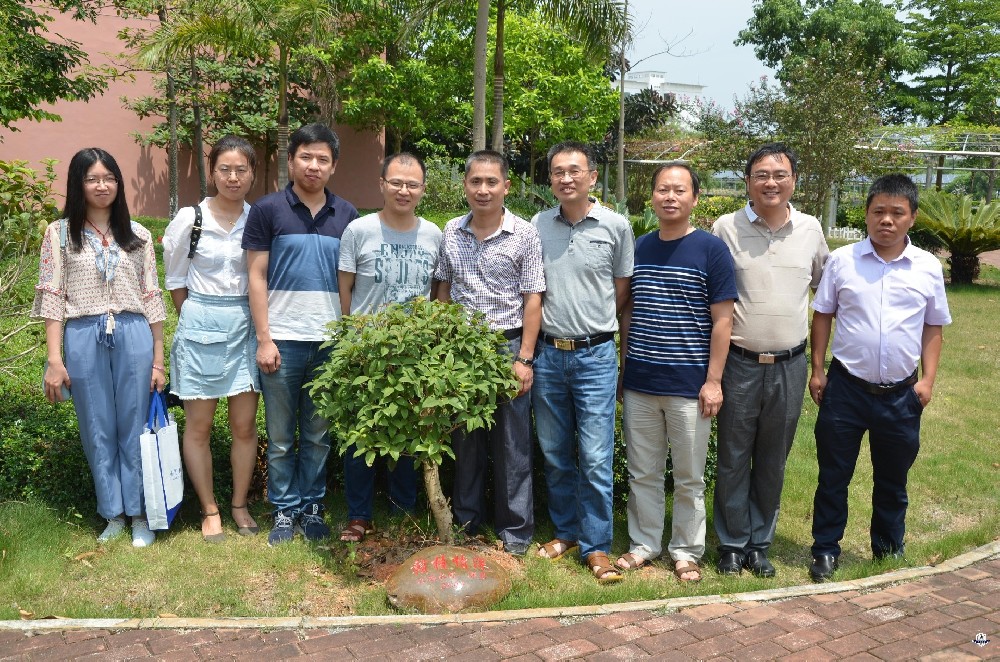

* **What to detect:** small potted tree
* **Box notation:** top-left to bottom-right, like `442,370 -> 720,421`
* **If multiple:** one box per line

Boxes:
309,298 -> 517,543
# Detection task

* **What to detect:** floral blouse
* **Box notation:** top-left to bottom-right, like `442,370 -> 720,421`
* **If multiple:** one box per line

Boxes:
31,219 -> 167,324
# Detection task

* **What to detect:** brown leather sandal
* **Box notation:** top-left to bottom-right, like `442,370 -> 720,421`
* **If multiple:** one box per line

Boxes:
586,551 -> 623,584
615,552 -> 649,572
674,560 -> 702,582
536,538 -> 578,560
339,519 -> 373,543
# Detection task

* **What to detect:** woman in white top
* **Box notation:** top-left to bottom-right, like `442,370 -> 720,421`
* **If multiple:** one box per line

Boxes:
162,136 -> 260,542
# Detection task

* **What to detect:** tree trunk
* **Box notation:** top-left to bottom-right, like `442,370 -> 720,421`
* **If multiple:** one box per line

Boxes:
166,68 -> 178,220
422,459 -> 454,544
472,0 -> 490,151
277,46 -> 290,190
615,0 -> 628,202
157,6 -> 178,220
190,50 -> 206,199
490,0 -> 505,152
948,253 -> 980,285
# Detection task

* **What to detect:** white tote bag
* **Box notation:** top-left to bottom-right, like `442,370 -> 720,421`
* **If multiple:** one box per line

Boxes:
140,391 -> 184,530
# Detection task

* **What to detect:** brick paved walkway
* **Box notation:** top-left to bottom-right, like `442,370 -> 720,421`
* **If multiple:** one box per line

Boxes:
2,550 -> 998,660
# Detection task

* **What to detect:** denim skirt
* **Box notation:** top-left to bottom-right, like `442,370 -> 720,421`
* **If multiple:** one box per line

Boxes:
169,292 -> 259,399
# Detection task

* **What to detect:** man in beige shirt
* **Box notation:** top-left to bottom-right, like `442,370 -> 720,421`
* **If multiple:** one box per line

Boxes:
711,143 -> 829,578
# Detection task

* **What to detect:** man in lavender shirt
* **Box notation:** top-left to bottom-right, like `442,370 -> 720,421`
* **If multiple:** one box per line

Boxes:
807,174 -> 951,582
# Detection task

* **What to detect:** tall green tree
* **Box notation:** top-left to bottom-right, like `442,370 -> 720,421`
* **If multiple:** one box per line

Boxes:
0,0 -> 111,134
333,0 -> 472,155
137,0 -> 343,189
902,0 -> 1000,125
774,42 -> 889,218
485,0 -> 629,151
736,0 -> 919,77
500,12 -> 618,180
736,0 -> 921,121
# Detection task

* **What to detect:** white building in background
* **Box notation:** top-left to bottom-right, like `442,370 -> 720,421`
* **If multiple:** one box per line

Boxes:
618,71 -> 705,128
622,71 -> 705,100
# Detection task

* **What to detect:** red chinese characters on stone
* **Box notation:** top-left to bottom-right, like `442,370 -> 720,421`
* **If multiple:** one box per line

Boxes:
387,545 -> 512,613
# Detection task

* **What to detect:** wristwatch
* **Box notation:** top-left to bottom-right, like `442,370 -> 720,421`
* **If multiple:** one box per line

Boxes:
514,356 -> 535,367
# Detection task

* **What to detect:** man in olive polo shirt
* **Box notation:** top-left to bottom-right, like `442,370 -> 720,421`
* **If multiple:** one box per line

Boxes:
711,142 -> 829,577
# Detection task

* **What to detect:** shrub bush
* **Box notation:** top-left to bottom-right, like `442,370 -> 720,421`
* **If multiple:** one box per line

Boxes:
0,159 -> 59,257
420,157 -> 467,214
692,195 -> 744,228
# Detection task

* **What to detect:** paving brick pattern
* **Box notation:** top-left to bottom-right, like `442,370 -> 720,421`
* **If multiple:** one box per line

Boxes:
2,557 -> 998,660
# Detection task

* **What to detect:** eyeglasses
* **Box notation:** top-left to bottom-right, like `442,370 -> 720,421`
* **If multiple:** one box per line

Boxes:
216,166 -> 252,179
383,179 -> 424,191
84,176 -> 118,187
749,172 -> 792,183
550,169 -> 594,181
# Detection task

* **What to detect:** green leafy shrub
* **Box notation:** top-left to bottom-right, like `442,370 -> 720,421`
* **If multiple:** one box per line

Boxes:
309,298 -> 518,542
691,195 -> 745,228
505,182 -> 557,220
0,383 -> 92,515
0,159 -> 59,257
420,157 -> 467,214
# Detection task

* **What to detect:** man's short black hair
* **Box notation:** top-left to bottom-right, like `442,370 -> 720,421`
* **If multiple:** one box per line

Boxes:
651,161 -> 701,196
289,122 -> 340,160
866,174 -> 919,213
547,141 -> 597,171
382,152 -> 426,180
465,150 -> 509,176
745,142 -> 798,178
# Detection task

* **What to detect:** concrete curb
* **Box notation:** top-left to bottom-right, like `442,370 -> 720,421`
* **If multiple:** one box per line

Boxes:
3,540 -> 998,633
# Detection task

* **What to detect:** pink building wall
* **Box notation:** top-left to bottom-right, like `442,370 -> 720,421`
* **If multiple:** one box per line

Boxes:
0,9 -> 384,217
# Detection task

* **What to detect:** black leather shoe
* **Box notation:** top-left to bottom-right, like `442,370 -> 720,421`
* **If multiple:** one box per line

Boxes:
716,551 -> 744,575
809,554 -> 838,582
743,550 -> 776,578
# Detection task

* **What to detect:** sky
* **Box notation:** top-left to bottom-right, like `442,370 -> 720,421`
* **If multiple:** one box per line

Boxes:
625,0 -> 776,110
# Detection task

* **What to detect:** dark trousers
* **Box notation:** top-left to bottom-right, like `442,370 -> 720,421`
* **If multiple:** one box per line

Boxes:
714,351 -> 806,555
811,363 -> 923,558
451,390 -> 534,547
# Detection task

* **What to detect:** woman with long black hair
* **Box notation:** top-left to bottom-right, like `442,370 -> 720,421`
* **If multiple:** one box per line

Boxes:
34,147 -> 167,547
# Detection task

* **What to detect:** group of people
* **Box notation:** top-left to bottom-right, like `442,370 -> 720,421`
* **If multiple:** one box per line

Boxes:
35,125 -> 949,587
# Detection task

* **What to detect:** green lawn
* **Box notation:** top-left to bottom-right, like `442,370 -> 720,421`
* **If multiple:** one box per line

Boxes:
1,229 -> 997,618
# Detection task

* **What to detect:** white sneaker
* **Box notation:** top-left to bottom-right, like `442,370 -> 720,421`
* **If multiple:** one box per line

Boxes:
97,515 -> 127,542
131,517 -> 156,548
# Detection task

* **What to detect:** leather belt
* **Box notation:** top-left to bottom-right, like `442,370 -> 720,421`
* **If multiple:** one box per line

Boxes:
832,358 -> 918,395
730,340 -> 806,364
542,331 -> 615,351
502,327 -> 523,340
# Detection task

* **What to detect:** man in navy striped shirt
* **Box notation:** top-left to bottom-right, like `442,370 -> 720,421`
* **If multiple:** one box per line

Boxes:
616,162 -> 736,582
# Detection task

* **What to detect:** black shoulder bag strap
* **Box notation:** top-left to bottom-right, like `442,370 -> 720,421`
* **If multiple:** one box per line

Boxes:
186,205 -> 203,259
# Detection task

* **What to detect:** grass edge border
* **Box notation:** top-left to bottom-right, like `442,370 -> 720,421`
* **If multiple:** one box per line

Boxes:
2,539 -> 997,632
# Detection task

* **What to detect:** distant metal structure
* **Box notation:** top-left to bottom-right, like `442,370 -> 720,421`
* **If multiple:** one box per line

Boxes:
855,128 -> 1000,189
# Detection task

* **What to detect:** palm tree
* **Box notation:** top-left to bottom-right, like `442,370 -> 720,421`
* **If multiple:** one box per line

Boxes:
917,189 -> 1000,284
138,0 -> 340,189
467,0 -> 630,152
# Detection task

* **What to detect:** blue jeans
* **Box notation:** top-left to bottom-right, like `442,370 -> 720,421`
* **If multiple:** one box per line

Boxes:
260,340 -> 332,516
531,339 -> 618,558
344,450 -> 418,521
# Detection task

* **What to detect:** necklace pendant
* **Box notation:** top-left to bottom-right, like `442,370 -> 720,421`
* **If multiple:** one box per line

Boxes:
105,312 -> 116,335
102,238 -> 109,247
